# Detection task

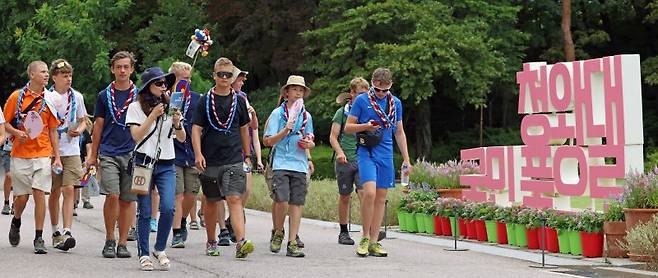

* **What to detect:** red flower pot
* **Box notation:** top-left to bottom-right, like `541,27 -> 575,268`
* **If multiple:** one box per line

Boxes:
440,217 -> 452,236
580,231 -> 604,258
433,216 -> 443,236
526,227 -> 540,249
459,219 -> 468,237
496,221 -> 508,244
544,227 -> 559,253
475,220 -> 488,241
466,219 -> 477,239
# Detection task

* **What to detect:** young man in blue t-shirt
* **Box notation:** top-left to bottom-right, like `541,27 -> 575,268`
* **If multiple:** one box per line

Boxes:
345,68 -> 411,257
88,51 -> 138,259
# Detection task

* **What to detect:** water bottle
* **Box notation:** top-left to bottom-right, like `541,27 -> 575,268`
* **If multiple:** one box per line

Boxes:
52,164 -> 63,175
243,162 -> 252,173
400,163 -> 410,187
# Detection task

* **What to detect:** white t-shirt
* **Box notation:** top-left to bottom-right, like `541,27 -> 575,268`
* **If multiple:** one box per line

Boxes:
45,88 -> 88,156
125,102 -> 175,160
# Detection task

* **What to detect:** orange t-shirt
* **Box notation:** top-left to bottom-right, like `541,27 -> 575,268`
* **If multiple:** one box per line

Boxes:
3,88 -> 60,158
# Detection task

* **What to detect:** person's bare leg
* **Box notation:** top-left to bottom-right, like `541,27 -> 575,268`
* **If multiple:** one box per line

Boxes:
13,195 -> 29,219
151,188 -> 159,220
241,173 -> 253,207
48,187 -> 61,231
369,189 -> 388,241
3,173 -> 11,203
103,195 -> 119,240
33,189 -> 47,231
217,200 -> 226,229
182,193 -> 195,222
288,205 -> 303,242
359,182 -> 376,239
227,195 -> 245,240
338,194 -> 351,225
273,202 -> 288,232
204,200 -> 219,239
190,197 -> 198,222
173,194 -> 184,230
117,200 -> 135,245
61,186 -> 75,230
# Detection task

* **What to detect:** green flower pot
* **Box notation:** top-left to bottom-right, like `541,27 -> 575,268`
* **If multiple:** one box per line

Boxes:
449,217 -> 460,235
485,220 -> 498,243
514,224 -> 528,248
398,212 -> 407,231
405,213 -> 417,233
568,230 -> 582,256
557,229 -> 571,254
424,214 -> 435,235
415,213 -> 426,233
505,223 -> 517,246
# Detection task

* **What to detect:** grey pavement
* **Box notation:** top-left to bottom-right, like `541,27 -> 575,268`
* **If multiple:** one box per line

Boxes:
0,189 -> 581,278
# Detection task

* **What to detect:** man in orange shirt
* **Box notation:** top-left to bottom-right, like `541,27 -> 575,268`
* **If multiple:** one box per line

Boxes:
3,60 -> 62,254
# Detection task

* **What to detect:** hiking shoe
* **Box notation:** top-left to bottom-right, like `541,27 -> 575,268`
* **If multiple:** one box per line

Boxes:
356,238 -> 369,257
116,244 -> 131,258
52,231 -> 63,247
235,239 -> 255,259
139,256 -> 154,271
152,251 -> 170,271
102,239 -> 116,258
56,232 -> 76,251
206,240 -> 220,256
218,229 -> 231,246
368,242 -> 388,257
83,201 -> 93,209
9,221 -> 20,247
286,240 -> 305,258
270,230 -> 284,253
296,235 -> 304,248
127,227 -> 137,241
150,219 -> 157,232
181,225 -> 188,242
1,204 -> 10,215
189,220 -> 200,230
34,237 -> 47,254
171,233 -> 185,248
338,231 -> 355,245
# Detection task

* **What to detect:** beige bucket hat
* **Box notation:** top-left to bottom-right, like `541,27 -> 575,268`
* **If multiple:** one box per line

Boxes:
280,75 -> 311,98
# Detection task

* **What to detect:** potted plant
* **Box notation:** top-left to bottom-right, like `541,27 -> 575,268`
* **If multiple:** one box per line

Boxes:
438,198 -> 463,236
540,209 -> 559,253
622,170 -> 658,232
461,202 -> 478,240
434,160 -> 479,198
620,214 -> 658,265
568,213 -> 583,256
432,199 -> 445,236
478,202 -> 498,243
577,210 -> 604,257
550,213 -> 574,254
521,208 -> 543,250
397,194 -> 411,232
603,200 -> 627,258
423,200 -> 436,235
404,199 -> 418,233
494,206 -> 514,245
408,159 -> 434,193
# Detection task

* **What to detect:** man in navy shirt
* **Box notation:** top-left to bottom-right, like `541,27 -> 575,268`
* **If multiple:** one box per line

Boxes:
88,51 -> 138,259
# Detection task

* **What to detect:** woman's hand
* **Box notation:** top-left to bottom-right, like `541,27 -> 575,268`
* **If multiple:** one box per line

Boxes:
172,109 -> 182,126
149,103 -> 165,120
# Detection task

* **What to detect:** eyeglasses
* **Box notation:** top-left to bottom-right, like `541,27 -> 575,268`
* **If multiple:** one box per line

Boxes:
372,86 -> 391,93
153,80 -> 166,87
215,71 -> 233,79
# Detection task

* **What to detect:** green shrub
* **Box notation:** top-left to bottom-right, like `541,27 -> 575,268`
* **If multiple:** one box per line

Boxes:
604,200 -> 625,222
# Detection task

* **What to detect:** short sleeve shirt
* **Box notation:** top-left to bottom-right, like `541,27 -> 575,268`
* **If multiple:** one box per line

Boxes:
125,102 -> 176,160
46,88 -> 88,156
332,106 -> 357,162
3,88 -> 60,158
93,85 -> 137,156
264,105 -> 314,173
174,91 -> 200,167
349,93 -> 403,159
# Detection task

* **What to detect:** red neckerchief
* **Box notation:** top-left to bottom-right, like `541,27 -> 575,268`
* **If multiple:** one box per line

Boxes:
367,90 -> 395,128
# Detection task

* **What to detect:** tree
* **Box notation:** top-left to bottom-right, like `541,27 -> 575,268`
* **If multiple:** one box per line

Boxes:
562,0 -> 575,61
0,0 -> 39,100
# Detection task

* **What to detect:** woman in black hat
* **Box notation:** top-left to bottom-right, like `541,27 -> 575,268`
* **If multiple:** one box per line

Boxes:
125,67 -> 185,271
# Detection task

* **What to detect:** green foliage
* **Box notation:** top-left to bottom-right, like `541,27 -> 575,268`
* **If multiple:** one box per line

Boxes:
494,206 -> 517,223
576,210 -> 604,233
548,213 -> 578,231
517,207 -> 544,228
604,200 -> 625,222
620,215 -> 658,269
475,202 -> 497,221
623,170 -> 658,209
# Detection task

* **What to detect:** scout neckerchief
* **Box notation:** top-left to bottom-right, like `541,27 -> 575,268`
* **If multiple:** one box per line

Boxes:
181,89 -> 191,119
15,82 -> 47,128
280,100 -> 307,135
105,81 -> 137,128
205,87 -> 237,133
367,88 -> 395,129
49,86 -> 77,130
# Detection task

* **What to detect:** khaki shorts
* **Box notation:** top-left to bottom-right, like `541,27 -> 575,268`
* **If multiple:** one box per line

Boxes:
176,166 -> 200,194
99,154 -> 136,202
10,157 -> 52,196
52,155 -> 83,189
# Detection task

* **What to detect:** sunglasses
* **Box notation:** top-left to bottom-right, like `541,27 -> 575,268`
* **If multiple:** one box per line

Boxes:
152,80 -> 167,87
373,86 -> 391,93
215,71 -> 234,79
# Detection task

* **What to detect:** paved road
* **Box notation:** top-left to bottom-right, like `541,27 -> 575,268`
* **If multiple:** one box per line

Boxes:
0,190 -> 568,278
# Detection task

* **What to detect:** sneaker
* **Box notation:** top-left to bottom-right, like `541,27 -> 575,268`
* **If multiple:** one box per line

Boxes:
139,256 -> 154,271
218,229 -> 231,246
206,240 -> 220,256
181,225 -> 188,242
338,231 -> 355,245
150,219 -> 157,232
34,237 -> 47,254
52,231 -> 63,247
102,239 -> 116,258
1,204 -> 10,215
286,240 -> 305,258
356,237 -> 369,257
235,239 -> 255,259
189,220 -> 200,230
8,221 -> 20,247
171,233 -> 185,248
269,230 -> 284,253
296,234 -> 304,248
127,227 -> 137,241
56,232 -> 76,251
116,244 -> 131,258
152,251 -> 170,271
83,201 -> 94,209
368,242 -> 388,257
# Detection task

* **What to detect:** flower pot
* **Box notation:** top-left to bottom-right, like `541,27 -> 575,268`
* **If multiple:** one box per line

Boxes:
405,213 -> 417,233
475,220 -> 488,241
568,230 -> 582,256
580,231 -> 604,258
557,229 -> 571,254
449,217 -> 460,236
433,215 -> 443,236
514,224 -> 528,248
436,188 -> 465,199
398,212 -> 407,232
526,227 -> 540,249
424,214 -> 435,235
623,208 -> 658,232
458,218 -> 468,237
505,223 -> 516,246
466,219 -> 478,240
545,227 -> 559,253
628,253 -> 653,262
485,220 -> 498,243
415,213 -> 426,233
441,217 -> 452,236
603,221 -> 627,258
496,221 -> 508,244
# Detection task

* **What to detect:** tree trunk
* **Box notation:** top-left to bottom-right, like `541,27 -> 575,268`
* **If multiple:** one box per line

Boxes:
415,101 -> 432,160
562,0 -> 575,61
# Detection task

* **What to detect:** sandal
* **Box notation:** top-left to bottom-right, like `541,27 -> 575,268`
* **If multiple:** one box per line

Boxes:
152,251 -> 170,271
139,256 -> 154,271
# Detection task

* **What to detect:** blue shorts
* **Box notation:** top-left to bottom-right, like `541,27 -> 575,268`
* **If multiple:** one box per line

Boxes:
0,150 -> 10,173
357,155 -> 395,189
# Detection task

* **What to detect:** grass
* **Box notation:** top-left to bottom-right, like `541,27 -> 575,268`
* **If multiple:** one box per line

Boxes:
246,174 -> 401,226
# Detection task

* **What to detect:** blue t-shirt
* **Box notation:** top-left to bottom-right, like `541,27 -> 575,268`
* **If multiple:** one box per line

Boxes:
93,86 -> 137,156
174,91 -> 201,167
264,106 -> 314,174
349,92 -> 403,159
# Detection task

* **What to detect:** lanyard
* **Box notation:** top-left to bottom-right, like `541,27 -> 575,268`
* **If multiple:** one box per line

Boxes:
105,81 -> 137,128
205,87 -> 237,133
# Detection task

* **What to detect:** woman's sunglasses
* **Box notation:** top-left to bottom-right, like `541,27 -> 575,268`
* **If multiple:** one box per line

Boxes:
152,80 -> 167,87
